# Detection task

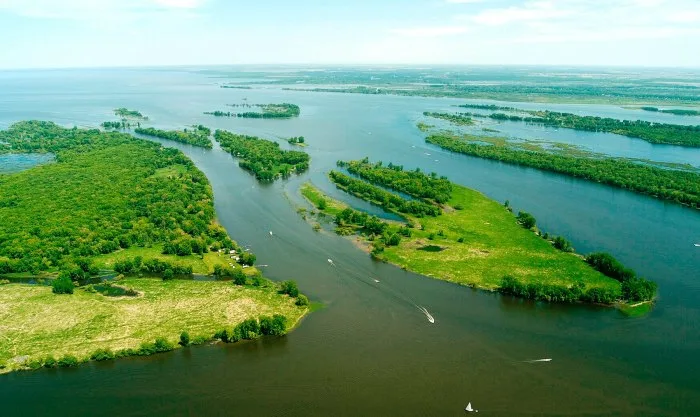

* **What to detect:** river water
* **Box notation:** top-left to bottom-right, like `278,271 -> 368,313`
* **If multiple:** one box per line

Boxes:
1,68 -> 699,416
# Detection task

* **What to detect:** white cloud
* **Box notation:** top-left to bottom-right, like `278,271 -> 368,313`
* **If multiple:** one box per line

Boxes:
445,0 -> 483,3
0,0 -> 205,19
389,26 -> 469,37
153,0 -> 205,8
468,1 -> 573,25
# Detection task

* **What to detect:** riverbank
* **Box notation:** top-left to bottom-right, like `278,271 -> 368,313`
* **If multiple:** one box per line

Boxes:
299,182 -> 631,306
0,278 -> 307,374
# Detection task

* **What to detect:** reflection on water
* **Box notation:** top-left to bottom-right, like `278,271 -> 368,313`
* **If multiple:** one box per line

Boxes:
0,153 -> 54,173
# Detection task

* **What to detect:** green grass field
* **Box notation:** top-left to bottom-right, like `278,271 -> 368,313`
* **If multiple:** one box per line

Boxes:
0,278 -> 307,373
302,183 -> 619,293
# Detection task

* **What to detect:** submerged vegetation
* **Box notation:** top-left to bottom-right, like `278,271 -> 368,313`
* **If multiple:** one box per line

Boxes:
303,159 -> 657,308
215,130 -> 309,182
424,133 -> 700,208
134,125 -> 213,148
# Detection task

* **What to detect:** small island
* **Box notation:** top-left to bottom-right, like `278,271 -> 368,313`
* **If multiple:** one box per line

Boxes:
423,112 -> 474,126
300,159 -> 657,313
215,130 -> 309,182
205,103 -> 301,119
0,121 -> 308,374
640,106 -> 700,116
114,107 -> 149,120
134,125 -> 213,148
287,136 -> 306,146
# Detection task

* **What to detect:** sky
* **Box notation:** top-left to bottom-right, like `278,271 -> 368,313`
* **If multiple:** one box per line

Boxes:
0,0 -> 699,69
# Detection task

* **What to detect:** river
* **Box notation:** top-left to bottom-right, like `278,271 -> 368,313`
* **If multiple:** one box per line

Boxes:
1,68 -> 699,416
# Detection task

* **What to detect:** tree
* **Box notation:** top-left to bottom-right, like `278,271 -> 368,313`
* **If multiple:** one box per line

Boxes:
516,211 -> 536,229
163,269 -> 174,280
260,314 -> 287,336
295,294 -> 309,306
553,236 -> 573,252
179,331 -> 190,346
232,269 -> 247,286
279,280 -> 299,297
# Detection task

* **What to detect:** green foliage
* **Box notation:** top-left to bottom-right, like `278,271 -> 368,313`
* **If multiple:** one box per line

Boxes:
622,277 -> 658,303
423,111 -> 474,126
179,331 -> 190,346
516,211 -> 537,229
585,252 -> 635,282
640,107 -> 700,116
162,269 -> 174,280
259,314 -> 287,336
114,108 -> 148,119
206,103 -> 300,119
329,170 -> 440,217
295,294 -> 309,307
90,348 -> 115,361
134,126 -> 212,149
287,136 -> 305,145
42,356 -> 57,368
335,208 -> 387,235
341,159 -> 453,204
552,236 -> 574,252
499,275 -> 601,303
51,275 -> 74,294
57,354 -> 79,368
214,130 -> 310,182
232,269 -> 247,286
279,280 -> 299,298
425,134 -> 700,208
0,122 -> 232,275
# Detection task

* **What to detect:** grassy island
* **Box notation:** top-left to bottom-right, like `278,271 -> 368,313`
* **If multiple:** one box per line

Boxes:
205,103 -> 300,119
423,132 -> 700,209
639,106 -> 700,116
423,112 -> 474,126
302,159 -> 657,309
114,107 -> 148,120
0,121 -> 309,373
215,130 -> 309,182
134,125 -> 213,148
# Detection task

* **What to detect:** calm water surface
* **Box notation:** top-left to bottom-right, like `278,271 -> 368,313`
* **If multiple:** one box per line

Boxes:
1,68 -> 699,416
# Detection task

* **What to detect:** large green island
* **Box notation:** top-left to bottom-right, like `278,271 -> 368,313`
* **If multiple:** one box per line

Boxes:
0,121 -> 308,374
301,159 -> 656,314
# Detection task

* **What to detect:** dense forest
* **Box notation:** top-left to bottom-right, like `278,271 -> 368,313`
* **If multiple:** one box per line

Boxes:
214,130 -> 309,182
0,121 -> 236,276
462,108 -> 700,147
134,125 -> 213,148
114,108 -> 148,120
338,158 -> 453,204
328,170 -> 441,217
423,112 -> 474,126
425,134 -> 700,208
640,107 -> 700,116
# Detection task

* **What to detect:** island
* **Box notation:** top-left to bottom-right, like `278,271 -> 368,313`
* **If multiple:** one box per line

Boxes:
0,121 -> 308,374
205,103 -> 300,119
301,159 -> 656,314
134,125 -> 213,148
215,130 -> 309,182
422,112 -> 474,126
114,107 -> 149,120
287,136 -> 306,146
640,106 -> 700,116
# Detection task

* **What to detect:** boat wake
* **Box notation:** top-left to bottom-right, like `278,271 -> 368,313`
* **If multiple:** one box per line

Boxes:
418,306 -> 435,324
523,358 -> 552,363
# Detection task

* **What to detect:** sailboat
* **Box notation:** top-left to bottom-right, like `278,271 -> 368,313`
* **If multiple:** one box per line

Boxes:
465,402 -> 478,413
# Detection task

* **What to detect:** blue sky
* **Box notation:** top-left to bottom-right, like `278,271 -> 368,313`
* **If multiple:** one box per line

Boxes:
1,0 -> 698,69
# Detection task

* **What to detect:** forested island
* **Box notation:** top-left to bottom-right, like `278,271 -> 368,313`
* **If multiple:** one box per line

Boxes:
422,112 -> 474,126
205,103 -> 301,119
0,121 -> 308,373
639,106 -> 700,116
114,107 -> 148,120
287,136 -> 306,146
134,125 -> 213,148
302,159 -> 656,311
457,107 -> 700,147
214,130 -> 310,182
423,133 -> 699,208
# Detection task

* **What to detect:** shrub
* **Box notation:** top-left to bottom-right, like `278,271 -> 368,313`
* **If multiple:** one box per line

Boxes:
259,314 -> 287,336
51,274 -> 74,294
622,277 -> 657,302
153,337 -> 174,353
585,252 -> 635,282
179,331 -> 191,346
43,356 -> 57,368
457,237 -> 465,243
232,269 -> 247,286
163,269 -> 174,280
91,348 -> 115,361
386,234 -> 401,246
57,355 -> 79,368
553,236 -> 573,252
516,211 -> 536,229
232,318 -> 260,341
295,294 -> 309,307
279,280 -> 299,297
214,329 -> 231,343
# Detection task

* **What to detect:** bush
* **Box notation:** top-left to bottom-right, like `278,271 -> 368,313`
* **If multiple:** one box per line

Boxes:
295,294 -> 309,307
622,277 -> 657,302
154,337 -> 174,353
516,211 -> 536,229
179,331 -> 190,346
585,252 -> 635,282
57,355 -> 79,368
386,234 -> 401,246
259,314 -> 287,336
51,274 -> 74,294
553,236 -> 573,252
91,348 -> 115,361
279,280 -> 299,297
214,329 -> 231,343
163,269 -> 174,280
232,269 -> 247,286
232,318 -> 260,341
43,356 -> 57,368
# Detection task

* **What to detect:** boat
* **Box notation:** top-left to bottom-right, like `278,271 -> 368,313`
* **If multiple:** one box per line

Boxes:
694,243 -> 700,247
465,402 -> 477,412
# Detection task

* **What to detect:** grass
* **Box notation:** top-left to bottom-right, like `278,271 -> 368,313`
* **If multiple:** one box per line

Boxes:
0,278 -> 307,373
92,245 -> 257,276
302,183 -> 619,294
